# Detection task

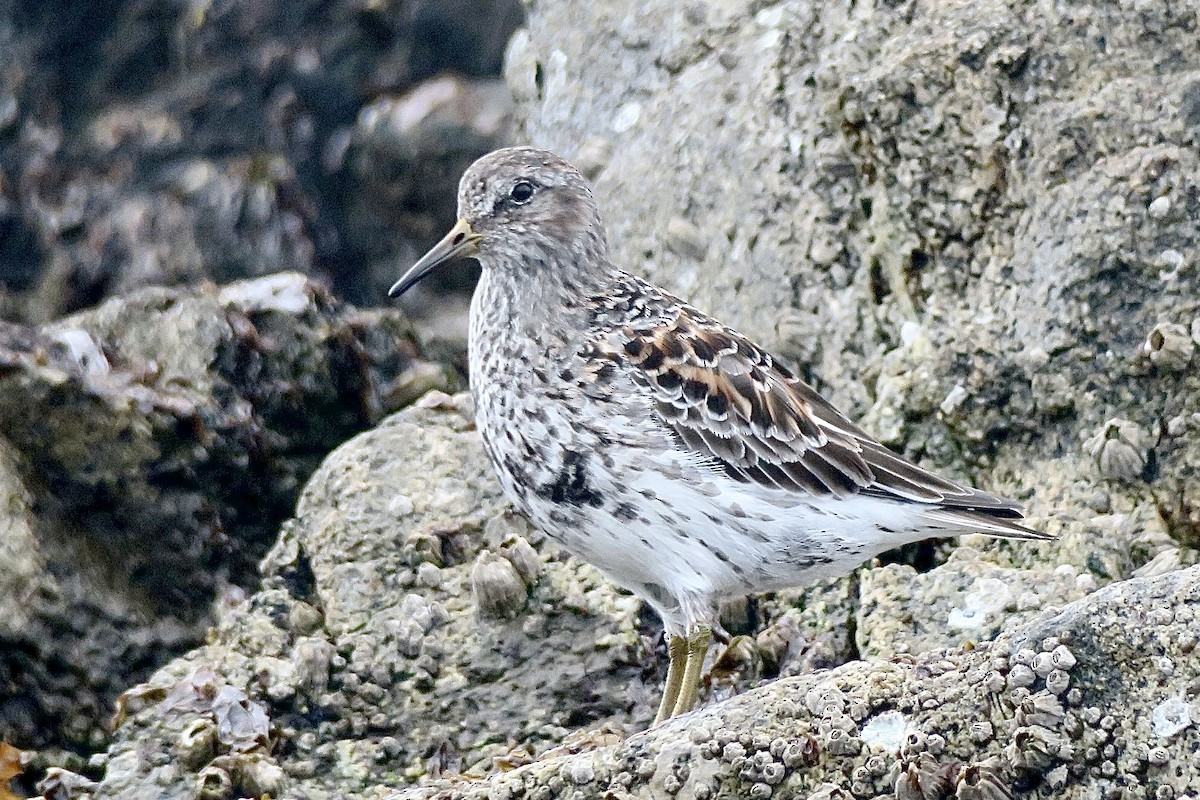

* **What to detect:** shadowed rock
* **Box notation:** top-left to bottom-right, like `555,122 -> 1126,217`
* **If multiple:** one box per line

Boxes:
0,273 -> 453,754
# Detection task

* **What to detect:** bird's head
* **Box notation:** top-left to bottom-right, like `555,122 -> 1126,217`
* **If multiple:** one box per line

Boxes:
388,147 -> 610,299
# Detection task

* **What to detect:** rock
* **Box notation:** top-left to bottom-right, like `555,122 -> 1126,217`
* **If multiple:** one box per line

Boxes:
74,393 -> 1200,800
386,567 -> 1200,800
0,273 -> 454,753
507,0 -> 1200,573
856,546 -> 1089,661
83,396 -> 651,799
0,0 -> 521,323
344,75 -> 515,306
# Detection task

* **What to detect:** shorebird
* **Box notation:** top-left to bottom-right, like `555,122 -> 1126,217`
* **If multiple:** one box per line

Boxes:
389,146 -> 1050,724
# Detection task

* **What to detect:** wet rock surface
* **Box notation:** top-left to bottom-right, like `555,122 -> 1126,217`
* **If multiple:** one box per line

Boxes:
0,273 -> 453,755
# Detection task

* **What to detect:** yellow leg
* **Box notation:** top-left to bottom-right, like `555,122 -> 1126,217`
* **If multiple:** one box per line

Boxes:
671,625 -> 712,718
654,635 -> 688,725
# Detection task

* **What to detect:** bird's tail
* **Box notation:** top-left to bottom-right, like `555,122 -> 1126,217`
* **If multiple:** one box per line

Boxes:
919,508 -> 1055,541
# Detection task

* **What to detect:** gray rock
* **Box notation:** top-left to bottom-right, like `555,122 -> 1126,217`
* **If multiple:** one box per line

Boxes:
344,75 -> 515,307
0,0 -> 521,323
856,547 -> 1095,661
506,0 -> 1200,580
0,273 -> 453,753
384,567 -> 1200,800
71,393 -> 1200,800
83,395 -> 651,799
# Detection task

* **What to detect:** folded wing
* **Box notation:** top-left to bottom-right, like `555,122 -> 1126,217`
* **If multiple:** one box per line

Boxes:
603,298 -> 1050,540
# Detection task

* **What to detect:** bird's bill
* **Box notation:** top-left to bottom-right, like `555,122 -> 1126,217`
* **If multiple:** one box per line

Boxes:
388,219 -> 481,298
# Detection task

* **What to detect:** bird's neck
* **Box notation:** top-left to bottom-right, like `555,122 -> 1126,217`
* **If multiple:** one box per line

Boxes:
474,248 -> 620,338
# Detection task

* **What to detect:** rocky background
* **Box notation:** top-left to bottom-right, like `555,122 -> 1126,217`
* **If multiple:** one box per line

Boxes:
0,0 -> 518,790
2,0 -> 1199,799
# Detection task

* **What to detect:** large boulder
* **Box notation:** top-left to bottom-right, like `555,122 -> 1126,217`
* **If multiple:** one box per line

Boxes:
17,0 -> 1200,797
0,0 -> 521,323
505,0 -> 1200,569
0,273 -> 452,757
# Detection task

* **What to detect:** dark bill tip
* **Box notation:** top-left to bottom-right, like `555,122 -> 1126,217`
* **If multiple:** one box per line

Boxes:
388,219 -> 480,298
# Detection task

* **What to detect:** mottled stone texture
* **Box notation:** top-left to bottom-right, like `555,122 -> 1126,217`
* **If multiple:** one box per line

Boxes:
18,0 -> 1200,798
78,396 -> 1200,800
0,274 -> 452,754
391,566 -> 1200,800
87,396 -> 652,800
0,0 -> 519,323
506,0 -> 1200,569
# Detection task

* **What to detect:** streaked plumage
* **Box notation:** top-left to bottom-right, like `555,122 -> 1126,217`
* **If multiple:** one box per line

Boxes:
390,146 -> 1051,724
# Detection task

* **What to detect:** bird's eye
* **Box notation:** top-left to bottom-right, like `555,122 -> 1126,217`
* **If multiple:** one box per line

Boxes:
509,181 -> 536,204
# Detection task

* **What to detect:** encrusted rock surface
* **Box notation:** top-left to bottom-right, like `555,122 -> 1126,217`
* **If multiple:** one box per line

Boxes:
85,395 -> 652,799
63,397 -> 1200,800
0,273 -> 452,754
391,565 -> 1200,800
507,0 -> 1200,569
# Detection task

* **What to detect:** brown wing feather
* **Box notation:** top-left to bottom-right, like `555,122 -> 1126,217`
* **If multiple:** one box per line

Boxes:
612,299 -> 1032,522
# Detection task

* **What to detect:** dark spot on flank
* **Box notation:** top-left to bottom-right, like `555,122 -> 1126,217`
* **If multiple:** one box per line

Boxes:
638,581 -> 669,605
698,537 -> 732,566
535,450 -> 603,508
613,502 -> 639,522
624,339 -> 644,357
